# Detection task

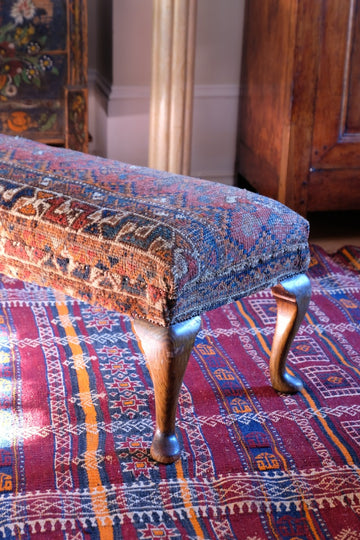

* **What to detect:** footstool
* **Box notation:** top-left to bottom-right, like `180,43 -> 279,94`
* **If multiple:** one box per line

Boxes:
0,134 -> 311,463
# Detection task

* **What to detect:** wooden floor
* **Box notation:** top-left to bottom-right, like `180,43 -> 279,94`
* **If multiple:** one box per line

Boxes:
308,210 -> 360,252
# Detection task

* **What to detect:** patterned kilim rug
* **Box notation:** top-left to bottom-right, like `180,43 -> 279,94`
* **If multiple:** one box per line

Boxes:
0,244 -> 359,539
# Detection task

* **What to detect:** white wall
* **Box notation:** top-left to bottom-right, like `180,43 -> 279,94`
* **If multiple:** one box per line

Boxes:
87,0 -> 244,185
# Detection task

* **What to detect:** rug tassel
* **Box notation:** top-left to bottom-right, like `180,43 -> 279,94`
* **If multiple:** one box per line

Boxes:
0,524 -> 20,538
228,502 -> 241,514
98,516 -> 114,527
336,493 -> 354,507
241,501 -> 251,513
198,505 -> 208,517
3,524 -> 20,538
193,506 -> 202,517
59,518 -> 76,531
79,517 -> 87,528
167,509 -> 180,521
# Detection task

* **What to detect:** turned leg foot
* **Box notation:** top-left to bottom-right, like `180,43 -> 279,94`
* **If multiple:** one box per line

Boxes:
133,316 -> 201,464
270,274 -> 311,393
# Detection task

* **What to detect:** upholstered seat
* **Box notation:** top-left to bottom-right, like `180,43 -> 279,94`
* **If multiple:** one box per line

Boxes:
0,134 -> 311,463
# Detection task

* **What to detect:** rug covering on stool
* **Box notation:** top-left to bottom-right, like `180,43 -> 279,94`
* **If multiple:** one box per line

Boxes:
0,134 -> 309,326
0,244 -> 359,539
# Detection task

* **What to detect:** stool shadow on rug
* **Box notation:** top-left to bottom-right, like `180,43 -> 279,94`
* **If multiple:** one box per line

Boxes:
0,134 -> 311,464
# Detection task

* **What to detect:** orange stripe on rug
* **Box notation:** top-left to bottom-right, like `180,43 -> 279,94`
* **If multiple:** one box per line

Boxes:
235,298 -> 290,464
236,300 -> 271,356
304,312 -> 357,467
132,320 -> 205,538
236,300 -> 323,540
342,247 -> 360,271
56,298 -> 113,539
175,460 -> 205,538
306,303 -> 360,377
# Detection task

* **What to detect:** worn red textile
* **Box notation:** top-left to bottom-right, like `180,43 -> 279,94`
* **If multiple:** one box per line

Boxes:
0,244 -> 359,538
0,134 -> 309,326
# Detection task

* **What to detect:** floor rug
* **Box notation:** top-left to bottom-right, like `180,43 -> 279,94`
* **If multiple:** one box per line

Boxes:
0,244 -> 359,539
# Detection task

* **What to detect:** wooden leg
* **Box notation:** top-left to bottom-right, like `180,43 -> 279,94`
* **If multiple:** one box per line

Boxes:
133,316 -> 201,464
270,274 -> 311,393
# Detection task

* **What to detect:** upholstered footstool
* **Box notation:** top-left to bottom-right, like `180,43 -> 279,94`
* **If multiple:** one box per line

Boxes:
0,134 -> 311,463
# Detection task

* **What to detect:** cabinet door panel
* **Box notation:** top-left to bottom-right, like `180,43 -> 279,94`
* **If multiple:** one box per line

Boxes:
347,1 -> 360,131
311,0 -> 360,169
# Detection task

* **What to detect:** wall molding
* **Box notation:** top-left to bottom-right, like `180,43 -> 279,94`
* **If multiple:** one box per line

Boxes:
88,69 -> 239,107
87,69 -> 239,185
193,171 -> 235,185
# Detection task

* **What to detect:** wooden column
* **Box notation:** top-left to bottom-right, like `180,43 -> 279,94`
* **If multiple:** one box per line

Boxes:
149,0 -> 197,174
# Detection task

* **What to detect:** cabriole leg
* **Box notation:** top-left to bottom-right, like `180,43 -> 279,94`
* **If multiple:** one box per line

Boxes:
270,274 -> 311,393
133,316 -> 201,464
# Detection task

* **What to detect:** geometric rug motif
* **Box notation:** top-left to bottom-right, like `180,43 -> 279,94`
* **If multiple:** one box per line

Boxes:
0,244 -> 359,539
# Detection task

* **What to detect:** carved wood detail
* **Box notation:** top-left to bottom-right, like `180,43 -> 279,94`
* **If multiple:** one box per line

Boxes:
270,274 -> 311,393
133,316 -> 201,464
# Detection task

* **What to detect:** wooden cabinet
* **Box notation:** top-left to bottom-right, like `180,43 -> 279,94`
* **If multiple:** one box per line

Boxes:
236,0 -> 360,215
0,0 -> 88,152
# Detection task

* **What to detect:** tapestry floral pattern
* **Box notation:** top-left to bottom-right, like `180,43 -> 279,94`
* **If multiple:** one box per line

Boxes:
0,0 -> 88,151
0,0 -> 59,102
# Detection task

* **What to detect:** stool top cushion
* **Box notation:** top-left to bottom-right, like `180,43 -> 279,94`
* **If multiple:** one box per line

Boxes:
0,135 -> 310,326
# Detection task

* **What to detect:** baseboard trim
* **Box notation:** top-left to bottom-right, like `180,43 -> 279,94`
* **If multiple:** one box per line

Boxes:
89,70 -> 239,107
88,69 -> 239,183
192,171 -> 235,186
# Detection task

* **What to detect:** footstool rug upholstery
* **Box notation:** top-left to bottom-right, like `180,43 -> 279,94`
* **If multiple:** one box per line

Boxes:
0,134 -> 311,463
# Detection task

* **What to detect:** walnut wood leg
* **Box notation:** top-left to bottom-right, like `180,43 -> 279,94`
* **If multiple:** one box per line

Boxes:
133,316 -> 201,464
270,274 -> 311,393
